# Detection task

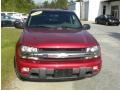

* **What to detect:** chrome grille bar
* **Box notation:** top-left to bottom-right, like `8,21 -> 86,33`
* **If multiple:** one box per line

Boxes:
32,52 -> 92,59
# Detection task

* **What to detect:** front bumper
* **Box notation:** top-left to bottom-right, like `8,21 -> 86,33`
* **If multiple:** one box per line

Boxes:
18,67 -> 99,81
15,57 -> 102,80
108,21 -> 119,25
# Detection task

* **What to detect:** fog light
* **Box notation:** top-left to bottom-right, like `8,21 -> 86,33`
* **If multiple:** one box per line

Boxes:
93,66 -> 98,70
21,67 -> 30,72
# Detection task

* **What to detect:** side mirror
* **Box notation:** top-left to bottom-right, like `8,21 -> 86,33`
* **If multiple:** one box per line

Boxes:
14,21 -> 24,29
83,24 -> 90,30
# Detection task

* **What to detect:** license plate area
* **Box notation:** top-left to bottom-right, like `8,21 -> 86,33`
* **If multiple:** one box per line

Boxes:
54,69 -> 73,77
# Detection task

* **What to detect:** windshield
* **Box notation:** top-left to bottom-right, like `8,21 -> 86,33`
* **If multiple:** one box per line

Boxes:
27,11 -> 82,29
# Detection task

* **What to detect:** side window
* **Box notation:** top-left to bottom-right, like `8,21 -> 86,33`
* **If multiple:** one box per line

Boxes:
104,15 -> 107,19
100,15 -> 104,19
71,15 -> 80,26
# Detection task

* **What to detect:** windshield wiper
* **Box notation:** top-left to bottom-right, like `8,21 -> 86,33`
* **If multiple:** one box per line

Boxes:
59,26 -> 81,29
37,25 -> 51,28
30,25 -> 52,28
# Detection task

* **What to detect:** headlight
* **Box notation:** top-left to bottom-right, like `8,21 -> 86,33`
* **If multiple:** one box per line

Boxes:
86,46 -> 100,59
20,46 -> 38,59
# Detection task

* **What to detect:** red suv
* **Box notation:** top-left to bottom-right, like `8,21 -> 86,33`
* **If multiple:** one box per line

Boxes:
14,9 -> 102,81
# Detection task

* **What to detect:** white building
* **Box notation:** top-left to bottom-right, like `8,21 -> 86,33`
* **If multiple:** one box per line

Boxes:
68,0 -> 120,21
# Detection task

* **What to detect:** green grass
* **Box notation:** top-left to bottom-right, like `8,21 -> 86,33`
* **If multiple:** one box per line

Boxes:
1,28 -> 22,87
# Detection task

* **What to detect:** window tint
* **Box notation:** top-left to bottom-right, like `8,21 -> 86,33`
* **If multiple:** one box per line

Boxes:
27,11 -> 82,29
99,15 -> 104,19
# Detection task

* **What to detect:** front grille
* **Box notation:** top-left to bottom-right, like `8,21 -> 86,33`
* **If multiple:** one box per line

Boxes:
38,48 -> 86,53
30,48 -> 90,60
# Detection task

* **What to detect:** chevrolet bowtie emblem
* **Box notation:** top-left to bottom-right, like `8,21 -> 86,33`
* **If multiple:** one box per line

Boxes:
56,53 -> 68,58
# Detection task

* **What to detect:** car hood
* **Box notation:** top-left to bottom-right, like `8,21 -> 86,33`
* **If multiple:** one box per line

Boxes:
20,28 -> 98,48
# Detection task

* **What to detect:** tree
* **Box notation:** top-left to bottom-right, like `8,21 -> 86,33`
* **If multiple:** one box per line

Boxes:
49,0 -> 56,8
42,0 -> 68,9
42,1 -> 49,8
56,0 -> 68,9
1,0 -> 37,13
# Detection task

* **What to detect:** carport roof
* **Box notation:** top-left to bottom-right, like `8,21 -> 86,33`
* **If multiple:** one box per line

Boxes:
103,0 -> 120,2
31,8 -> 72,13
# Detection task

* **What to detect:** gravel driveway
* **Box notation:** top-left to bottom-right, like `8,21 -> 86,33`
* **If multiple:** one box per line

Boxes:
7,23 -> 120,90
